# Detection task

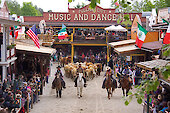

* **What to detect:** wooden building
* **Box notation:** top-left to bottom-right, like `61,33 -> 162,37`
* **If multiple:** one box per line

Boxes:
23,4 -> 147,63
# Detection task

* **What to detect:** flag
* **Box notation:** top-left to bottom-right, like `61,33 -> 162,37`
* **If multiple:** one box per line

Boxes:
14,30 -> 18,39
115,2 -> 119,6
58,24 -> 68,40
163,24 -> 170,44
162,19 -> 169,25
136,22 -> 148,49
26,25 -> 40,48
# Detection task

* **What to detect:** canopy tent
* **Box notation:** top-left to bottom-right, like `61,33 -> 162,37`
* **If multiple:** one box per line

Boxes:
104,25 -> 116,31
115,25 -> 127,32
105,25 -> 127,32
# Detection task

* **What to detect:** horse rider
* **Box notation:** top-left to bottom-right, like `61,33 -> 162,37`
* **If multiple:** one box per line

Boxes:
121,65 -> 132,87
56,66 -> 66,89
122,65 -> 132,77
102,66 -> 117,89
74,63 -> 87,87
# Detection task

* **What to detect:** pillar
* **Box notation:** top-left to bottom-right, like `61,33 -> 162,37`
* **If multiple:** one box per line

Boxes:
106,30 -> 108,43
71,44 -> 74,63
2,26 -> 7,82
107,45 -> 110,64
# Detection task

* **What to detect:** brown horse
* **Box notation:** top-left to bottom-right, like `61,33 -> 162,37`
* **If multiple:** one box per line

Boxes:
52,75 -> 62,98
120,76 -> 131,97
105,74 -> 116,99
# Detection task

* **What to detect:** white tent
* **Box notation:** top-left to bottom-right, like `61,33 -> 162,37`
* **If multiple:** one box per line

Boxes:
105,25 -> 127,32
104,25 -> 116,31
114,25 -> 127,32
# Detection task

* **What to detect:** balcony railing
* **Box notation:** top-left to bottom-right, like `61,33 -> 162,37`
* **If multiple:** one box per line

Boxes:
73,34 -> 106,44
107,35 -> 127,43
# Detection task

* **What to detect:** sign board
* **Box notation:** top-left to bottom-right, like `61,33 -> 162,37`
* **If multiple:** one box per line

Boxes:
24,5 -> 143,24
85,37 -> 95,40
158,8 -> 169,23
131,15 -> 142,40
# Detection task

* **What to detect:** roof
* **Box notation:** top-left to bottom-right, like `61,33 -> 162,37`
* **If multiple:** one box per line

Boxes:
0,18 -> 21,26
108,39 -> 136,48
141,41 -> 162,52
15,40 -> 56,54
142,12 -> 151,17
114,44 -> 138,54
137,59 -> 170,71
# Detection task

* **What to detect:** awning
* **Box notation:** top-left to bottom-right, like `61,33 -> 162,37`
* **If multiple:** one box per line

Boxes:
108,39 -> 136,48
16,44 -> 56,54
137,59 -> 170,71
141,41 -> 162,52
0,18 -> 21,26
114,44 -> 139,54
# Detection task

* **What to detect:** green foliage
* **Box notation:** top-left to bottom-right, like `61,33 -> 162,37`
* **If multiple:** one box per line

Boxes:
165,0 -> 170,7
74,2 -> 86,9
154,0 -> 166,9
21,2 -> 40,16
143,0 -> 155,12
6,0 -> 43,16
6,0 -> 22,15
124,78 -> 160,105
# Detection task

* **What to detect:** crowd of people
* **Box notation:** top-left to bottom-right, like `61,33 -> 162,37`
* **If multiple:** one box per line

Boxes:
108,53 -> 170,113
0,72 -> 49,113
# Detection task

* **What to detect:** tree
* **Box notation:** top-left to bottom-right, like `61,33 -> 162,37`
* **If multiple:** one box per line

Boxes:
6,0 -> 22,15
21,2 -> 39,16
154,0 -> 166,9
132,1 -> 144,13
142,0 -> 155,12
34,5 -> 43,16
48,10 -> 52,12
74,2 -> 86,9
165,0 -> 170,7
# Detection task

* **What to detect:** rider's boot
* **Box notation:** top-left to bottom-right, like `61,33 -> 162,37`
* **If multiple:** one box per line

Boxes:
74,77 -> 78,87
83,77 -> 87,87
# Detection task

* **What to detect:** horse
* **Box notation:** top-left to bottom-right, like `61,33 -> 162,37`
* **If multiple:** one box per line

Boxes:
77,73 -> 85,98
105,74 -> 116,99
119,76 -> 132,97
52,74 -> 62,98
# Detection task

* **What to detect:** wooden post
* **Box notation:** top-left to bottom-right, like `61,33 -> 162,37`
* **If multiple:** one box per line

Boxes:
106,30 -> 108,43
27,95 -> 29,113
31,92 -> 33,109
107,46 -> 110,64
36,84 -> 38,103
71,45 -> 74,63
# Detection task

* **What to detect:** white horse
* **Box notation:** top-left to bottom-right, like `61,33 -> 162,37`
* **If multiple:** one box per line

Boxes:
77,73 -> 84,98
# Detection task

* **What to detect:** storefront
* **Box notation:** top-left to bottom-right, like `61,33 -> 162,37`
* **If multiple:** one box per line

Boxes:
23,4 -> 145,63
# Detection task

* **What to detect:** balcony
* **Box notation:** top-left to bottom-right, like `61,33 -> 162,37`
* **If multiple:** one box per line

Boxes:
73,34 -> 106,44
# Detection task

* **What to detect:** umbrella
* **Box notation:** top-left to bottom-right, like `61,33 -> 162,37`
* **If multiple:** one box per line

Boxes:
104,25 -> 116,31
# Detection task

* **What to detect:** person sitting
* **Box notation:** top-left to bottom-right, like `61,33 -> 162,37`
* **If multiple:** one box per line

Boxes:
74,64 -> 87,87
102,66 -> 117,89
56,66 -> 66,89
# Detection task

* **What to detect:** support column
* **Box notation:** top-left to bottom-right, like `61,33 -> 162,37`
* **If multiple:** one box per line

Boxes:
71,44 -> 74,63
107,45 -> 110,64
2,25 -> 7,82
106,30 -> 108,43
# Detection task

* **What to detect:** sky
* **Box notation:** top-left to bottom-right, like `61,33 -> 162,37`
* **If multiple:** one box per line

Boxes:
16,0 -> 113,12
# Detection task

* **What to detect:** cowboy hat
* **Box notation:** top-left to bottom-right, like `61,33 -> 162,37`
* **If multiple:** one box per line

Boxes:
106,66 -> 111,71
57,65 -> 61,68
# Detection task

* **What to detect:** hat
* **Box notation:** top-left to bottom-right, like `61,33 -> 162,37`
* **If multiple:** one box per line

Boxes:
57,66 -> 61,68
106,66 -> 111,71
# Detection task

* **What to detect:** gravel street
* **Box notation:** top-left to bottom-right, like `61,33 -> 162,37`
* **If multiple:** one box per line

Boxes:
30,63 -> 143,113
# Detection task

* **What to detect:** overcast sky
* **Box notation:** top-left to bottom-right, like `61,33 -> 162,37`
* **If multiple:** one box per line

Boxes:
16,0 -> 113,12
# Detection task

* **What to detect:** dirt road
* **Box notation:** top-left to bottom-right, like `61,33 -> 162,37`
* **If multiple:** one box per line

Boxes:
30,63 -> 142,113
